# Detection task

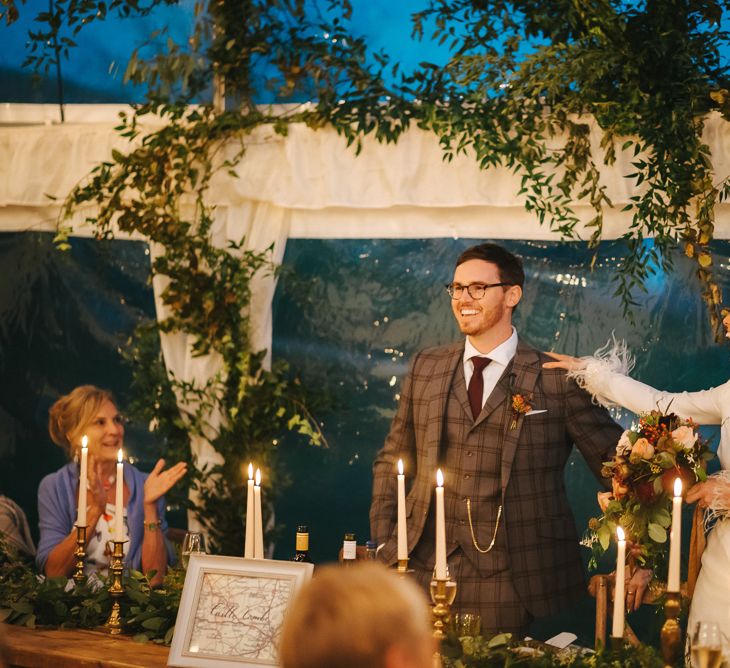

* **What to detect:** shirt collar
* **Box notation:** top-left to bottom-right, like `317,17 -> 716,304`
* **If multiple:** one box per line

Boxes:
463,327 -> 518,366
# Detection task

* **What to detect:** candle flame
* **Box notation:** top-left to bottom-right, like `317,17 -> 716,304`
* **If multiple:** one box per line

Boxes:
436,468 -> 444,487
248,463 -> 254,480
397,459 -> 404,475
81,435 -> 88,449
255,468 -> 261,486
674,477 -> 682,498
117,448 -> 123,463
616,526 -> 625,542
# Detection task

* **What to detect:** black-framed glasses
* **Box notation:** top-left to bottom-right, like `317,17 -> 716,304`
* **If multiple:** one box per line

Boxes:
445,282 -> 511,300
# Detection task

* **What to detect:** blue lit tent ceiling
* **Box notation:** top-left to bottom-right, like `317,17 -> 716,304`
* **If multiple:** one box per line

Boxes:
0,0 -> 449,103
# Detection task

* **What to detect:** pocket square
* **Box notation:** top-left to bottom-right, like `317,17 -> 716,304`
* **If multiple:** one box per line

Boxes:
525,409 -> 547,416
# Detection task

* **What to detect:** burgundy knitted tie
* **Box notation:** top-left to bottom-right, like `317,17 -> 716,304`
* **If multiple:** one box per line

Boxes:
468,356 -> 491,419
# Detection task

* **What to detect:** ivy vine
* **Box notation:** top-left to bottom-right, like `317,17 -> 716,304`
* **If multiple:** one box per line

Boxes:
6,0 -> 730,544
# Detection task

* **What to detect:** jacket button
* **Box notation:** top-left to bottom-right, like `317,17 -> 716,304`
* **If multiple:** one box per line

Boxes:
466,451 -> 474,457
464,474 -> 470,480
459,520 -> 465,526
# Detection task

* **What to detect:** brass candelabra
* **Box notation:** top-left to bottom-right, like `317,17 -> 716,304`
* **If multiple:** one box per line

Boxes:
72,525 -> 87,584
660,591 -> 682,668
430,578 -> 457,641
105,539 -> 127,635
397,558 -> 410,575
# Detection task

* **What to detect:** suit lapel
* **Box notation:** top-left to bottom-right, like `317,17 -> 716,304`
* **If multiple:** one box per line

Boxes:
452,363 -> 472,420
500,341 -> 541,496
425,343 -> 463,468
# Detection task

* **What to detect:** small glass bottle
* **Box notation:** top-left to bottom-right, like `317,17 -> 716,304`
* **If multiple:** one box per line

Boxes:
291,525 -> 313,563
365,540 -> 377,561
342,532 -> 357,566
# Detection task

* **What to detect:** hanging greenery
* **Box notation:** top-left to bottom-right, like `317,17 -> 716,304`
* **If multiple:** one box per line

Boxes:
6,0 -> 730,541
6,1 -> 730,331
390,0 -> 730,334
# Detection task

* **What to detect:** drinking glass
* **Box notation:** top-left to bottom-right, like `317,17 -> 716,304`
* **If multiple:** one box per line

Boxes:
181,531 -> 207,569
453,612 -> 482,637
691,622 -> 723,668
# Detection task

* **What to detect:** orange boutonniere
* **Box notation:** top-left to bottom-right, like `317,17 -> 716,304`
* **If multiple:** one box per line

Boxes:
510,393 -> 532,429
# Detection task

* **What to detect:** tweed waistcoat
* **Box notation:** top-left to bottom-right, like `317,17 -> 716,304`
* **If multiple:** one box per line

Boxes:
448,364 -> 509,571
413,363 -> 509,575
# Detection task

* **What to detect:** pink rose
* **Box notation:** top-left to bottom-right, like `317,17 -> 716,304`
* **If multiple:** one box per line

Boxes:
630,437 -> 655,462
671,425 -> 697,451
597,491 -> 612,512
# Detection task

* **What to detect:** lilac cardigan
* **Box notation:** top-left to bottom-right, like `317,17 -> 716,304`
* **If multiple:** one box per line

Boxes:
36,461 -> 174,573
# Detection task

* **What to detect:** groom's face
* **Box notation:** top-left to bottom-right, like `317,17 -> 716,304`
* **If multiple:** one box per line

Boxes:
450,259 -> 519,338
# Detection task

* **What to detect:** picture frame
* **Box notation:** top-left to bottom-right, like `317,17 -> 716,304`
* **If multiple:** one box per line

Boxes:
167,555 -> 314,668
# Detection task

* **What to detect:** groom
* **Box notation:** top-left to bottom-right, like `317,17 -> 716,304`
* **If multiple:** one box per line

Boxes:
369,242 -> 622,636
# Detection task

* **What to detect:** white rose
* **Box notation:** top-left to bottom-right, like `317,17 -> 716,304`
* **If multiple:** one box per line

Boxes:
617,430 -> 633,456
671,425 -> 697,451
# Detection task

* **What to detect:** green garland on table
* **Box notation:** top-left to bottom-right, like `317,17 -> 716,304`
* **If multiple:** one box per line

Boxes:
0,544 -> 674,663
0,542 -> 182,644
441,632 -> 667,668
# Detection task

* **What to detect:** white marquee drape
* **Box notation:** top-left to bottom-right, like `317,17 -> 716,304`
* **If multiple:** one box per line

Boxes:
3,105 -> 730,528
149,202 -> 289,531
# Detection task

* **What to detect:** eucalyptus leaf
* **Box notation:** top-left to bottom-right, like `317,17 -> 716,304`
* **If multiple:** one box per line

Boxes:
647,523 -> 668,543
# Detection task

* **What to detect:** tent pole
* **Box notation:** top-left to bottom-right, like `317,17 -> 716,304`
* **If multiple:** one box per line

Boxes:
49,0 -> 65,123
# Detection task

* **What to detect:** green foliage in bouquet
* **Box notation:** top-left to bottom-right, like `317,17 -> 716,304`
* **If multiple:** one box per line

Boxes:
585,410 -> 713,572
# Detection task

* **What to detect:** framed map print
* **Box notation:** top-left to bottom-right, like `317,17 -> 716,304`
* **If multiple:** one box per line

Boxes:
167,555 -> 314,668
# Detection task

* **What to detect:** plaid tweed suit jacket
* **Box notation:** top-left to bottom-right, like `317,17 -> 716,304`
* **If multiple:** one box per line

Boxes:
370,338 -> 622,617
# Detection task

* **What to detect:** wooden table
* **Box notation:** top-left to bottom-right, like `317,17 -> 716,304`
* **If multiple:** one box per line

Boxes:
2,624 -> 170,668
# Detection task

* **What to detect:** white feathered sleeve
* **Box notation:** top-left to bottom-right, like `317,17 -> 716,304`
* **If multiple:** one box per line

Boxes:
566,338 -> 635,408
566,338 -> 726,425
699,470 -> 730,524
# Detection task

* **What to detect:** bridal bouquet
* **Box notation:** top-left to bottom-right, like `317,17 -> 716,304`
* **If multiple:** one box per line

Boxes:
585,410 -> 713,571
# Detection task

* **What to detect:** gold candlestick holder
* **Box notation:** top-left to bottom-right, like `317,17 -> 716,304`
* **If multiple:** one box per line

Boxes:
430,578 -> 457,641
609,636 -> 624,651
72,524 -> 87,584
105,539 -> 127,635
396,558 -> 410,574
660,591 -> 682,668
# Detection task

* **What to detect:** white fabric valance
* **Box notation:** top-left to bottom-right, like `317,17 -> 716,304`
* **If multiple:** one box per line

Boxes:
3,107 -> 730,239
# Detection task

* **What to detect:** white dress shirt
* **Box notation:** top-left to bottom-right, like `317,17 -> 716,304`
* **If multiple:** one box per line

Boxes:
463,328 -> 519,410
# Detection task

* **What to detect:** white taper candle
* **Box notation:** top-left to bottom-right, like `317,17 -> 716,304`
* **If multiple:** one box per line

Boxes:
254,468 -> 264,559
114,449 -> 124,541
611,526 -> 626,639
245,463 -> 254,558
667,477 -> 682,593
76,436 -> 88,527
435,468 -> 447,580
397,459 -> 408,561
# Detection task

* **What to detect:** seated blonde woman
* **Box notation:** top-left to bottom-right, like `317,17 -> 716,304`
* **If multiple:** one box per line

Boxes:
279,563 -> 435,668
37,385 -> 187,584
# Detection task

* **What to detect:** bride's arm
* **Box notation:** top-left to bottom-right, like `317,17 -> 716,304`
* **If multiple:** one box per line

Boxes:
544,344 -> 726,424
